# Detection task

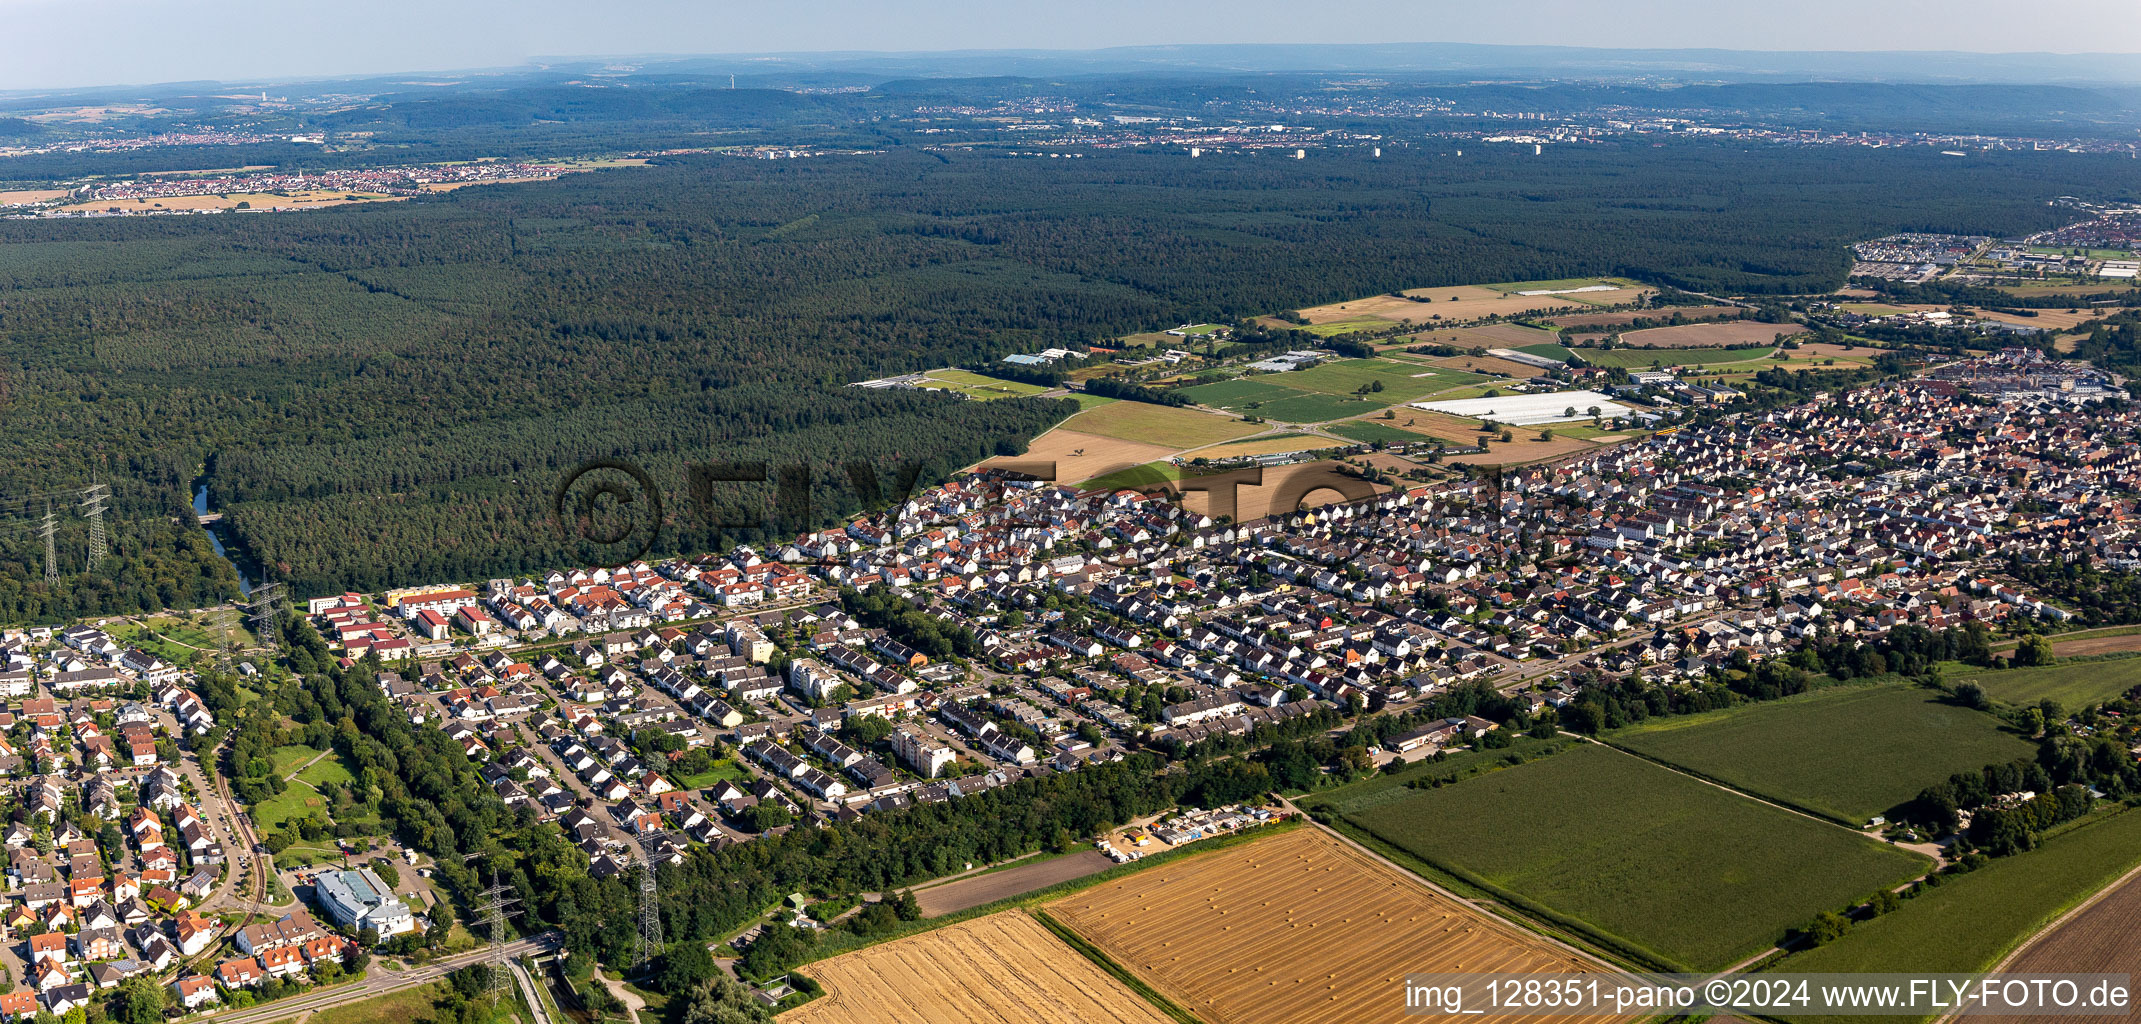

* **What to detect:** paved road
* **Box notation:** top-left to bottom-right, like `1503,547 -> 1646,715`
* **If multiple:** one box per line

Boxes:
199,933 -> 562,1024
507,956 -> 557,1024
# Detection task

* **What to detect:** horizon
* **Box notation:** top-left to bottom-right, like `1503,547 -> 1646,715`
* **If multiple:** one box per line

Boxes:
6,0 -> 2141,92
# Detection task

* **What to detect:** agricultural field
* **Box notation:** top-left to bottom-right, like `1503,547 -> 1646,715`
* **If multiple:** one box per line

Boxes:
1575,345 -> 1777,369
1048,827 -> 1623,1024
786,911 -> 1176,1024
1459,323 -> 1563,348
1548,305 -> 1743,331
1515,342 -> 1575,362
1771,809 -> 2141,1023
914,368 -> 1051,400
983,428 -> 1179,487
1180,358 -> 1485,423
1606,682 -> 2035,825
1290,277 -> 1651,327
1189,434 -> 1330,461
1077,461 -> 1195,493
1946,656 -> 2141,709
1340,743 -> 1930,970
1174,461 -> 1389,522
1614,321 -> 1807,347
1060,401 -> 1261,448
1325,419 -> 1423,444
56,190 -> 405,214
912,851 -> 1116,917
1275,358 -> 1475,398
1420,352 -> 1541,377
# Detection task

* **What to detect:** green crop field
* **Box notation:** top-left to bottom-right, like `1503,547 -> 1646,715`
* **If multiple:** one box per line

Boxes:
1577,346 -> 1776,369
1770,808 -> 2141,1024
1607,682 -> 2033,824
1340,743 -> 1929,970
1178,378 -> 1296,407
1300,315 -> 1395,336
1272,358 -> 1444,400
1326,419 -> 1423,444
1945,657 -> 2141,709
1254,391 -> 1389,422
1061,401 -> 1261,447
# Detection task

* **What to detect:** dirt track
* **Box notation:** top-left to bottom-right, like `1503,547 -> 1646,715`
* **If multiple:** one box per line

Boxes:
913,850 -> 1114,917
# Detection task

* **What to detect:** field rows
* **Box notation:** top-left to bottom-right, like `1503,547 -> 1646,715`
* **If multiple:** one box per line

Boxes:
787,911 -> 1174,1024
1049,828 -> 1622,1024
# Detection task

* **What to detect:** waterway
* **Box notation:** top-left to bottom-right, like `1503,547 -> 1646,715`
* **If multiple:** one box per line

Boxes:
193,483 -> 255,595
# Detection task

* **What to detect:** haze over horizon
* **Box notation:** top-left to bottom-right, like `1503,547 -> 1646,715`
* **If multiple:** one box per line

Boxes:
5,0 -> 2141,92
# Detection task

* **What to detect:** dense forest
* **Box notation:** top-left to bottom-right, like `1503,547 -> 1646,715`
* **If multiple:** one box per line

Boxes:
2,144 -> 2138,613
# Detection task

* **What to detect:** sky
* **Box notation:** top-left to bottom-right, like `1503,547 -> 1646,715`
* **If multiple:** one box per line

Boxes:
4,0 -> 2140,91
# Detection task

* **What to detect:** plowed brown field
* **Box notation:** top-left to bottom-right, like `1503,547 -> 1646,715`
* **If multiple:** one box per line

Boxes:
786,910 -> 1174,1024
1994,867 -> 2141,1024
1048,828 -> 1628,1024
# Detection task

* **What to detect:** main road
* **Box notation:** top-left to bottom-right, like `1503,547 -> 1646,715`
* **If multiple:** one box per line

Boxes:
199,933 -> 563,1024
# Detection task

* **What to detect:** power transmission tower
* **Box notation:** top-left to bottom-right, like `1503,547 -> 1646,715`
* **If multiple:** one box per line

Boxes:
247,582 -> 282,652
79,483 -> 109,572
636,829 -> 666,972
467,860 -> 522,1008
37,505 -> 57,587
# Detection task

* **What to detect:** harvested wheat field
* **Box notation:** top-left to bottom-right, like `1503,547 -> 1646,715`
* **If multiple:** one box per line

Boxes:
1546,305 -> 1741,330
982,428 -> 1179,486
0,189 -> 70,206
55,190 -> 403,214
787,910 -> 1174,1024
1049,828 -> 1626,1024
1167,462 -> 1388,522
1618,321 -> 1807,347
1295,279 -> 1650,326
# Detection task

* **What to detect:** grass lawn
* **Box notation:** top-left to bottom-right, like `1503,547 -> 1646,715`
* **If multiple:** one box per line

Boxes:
917,369 -> 1050,400
268,981 -> 451,1024
1066,394 -> 1117,412
1945,657 -> 2141,709
270,744 -> 326,777
674,759 -> 753,790
297,752 -> 357,789
1606,682 -> 2034,825
253,783 -> 331,833
1326,420 -> 1423,444
1769,808 -> 2141,1024
1062,401 -> 1260,448
1339,743 -> 1929,970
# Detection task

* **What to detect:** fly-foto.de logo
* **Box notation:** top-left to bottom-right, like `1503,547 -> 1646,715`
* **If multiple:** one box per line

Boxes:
551,455 -> 1379,569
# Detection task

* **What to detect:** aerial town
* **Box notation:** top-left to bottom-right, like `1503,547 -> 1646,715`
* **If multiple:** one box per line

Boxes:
5,334 -> 2134,1017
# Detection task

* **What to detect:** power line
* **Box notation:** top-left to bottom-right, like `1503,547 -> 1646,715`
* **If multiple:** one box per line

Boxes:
246,582 -> 283,652
38,505 -> 57,588
465,855 -> 523,1008
80,483 -> 109,572
637,828 -> 666,973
